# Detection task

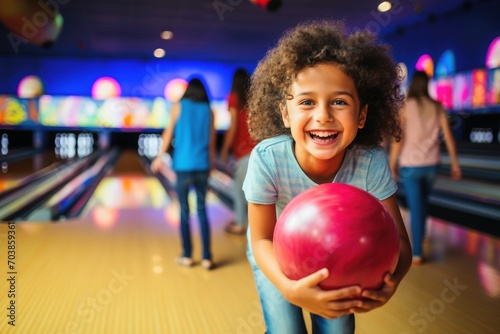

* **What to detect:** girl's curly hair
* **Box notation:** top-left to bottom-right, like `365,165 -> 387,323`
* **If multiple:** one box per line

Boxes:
247,20 -> 405,147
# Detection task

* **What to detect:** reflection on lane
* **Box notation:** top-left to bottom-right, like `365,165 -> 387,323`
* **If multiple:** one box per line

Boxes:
2,150 -> 59,174
0,151 -> 62,193
83,173 -> 233,231
81,175 -> 172,229
89,176 -> 172,209
428,218 -> 500,298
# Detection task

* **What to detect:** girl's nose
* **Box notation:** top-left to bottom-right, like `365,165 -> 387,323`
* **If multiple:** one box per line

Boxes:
314,104 -> 333,124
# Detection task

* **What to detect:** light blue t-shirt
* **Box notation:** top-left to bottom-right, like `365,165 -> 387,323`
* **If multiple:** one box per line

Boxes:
242,135 -> 397,217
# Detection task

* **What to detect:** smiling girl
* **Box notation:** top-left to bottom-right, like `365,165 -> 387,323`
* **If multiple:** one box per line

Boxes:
242,20 -> 412,333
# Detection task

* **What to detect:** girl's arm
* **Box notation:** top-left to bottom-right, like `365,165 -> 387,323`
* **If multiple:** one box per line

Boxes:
209,109 -> 217,170
389,103 -> 406,180
389,139 -> 402,180
355,194 -> 412,311
438,106 -> 461,180
380,195 -> 412,282
248,203 -> 285,287
249,202 -> 363,319
220,106 -> 238,163
151,102 -> 180,173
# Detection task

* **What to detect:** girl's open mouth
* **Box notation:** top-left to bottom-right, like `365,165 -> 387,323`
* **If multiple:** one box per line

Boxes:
308,131 -> 339,143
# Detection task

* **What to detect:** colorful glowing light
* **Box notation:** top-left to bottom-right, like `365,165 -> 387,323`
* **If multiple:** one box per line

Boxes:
415,54 -> 434,78
471,69 -> 487,108
436,49 -> 456,78
164,78 -> 188,102
91,205 -> 118,229
17,75 -> 44,98
249,0 -> 282,11
486,36 -> 500,69
91,77 -> 122,99
377,1 -> 392,12
453,73 -> 471,110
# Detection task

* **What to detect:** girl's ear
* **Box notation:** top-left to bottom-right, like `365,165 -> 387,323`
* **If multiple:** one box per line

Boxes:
280,103 -> 291,128
358,104 -> 368,129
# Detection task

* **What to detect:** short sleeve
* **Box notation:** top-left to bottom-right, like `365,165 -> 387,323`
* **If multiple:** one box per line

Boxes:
366,147 -> 398,201
227,93 -> 241,111
242,145 -> 277,205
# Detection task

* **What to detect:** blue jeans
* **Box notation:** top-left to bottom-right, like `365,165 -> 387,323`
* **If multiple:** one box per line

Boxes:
399,165 -> 438,257
247,244 -> 355,334
175,170 -> 212,260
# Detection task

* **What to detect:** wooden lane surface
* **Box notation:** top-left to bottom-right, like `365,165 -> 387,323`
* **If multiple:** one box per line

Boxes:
355,215 -> 500,334
0,175 -> 499,333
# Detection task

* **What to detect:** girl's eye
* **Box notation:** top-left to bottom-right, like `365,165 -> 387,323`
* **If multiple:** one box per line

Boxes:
299,100 -> 314,106
332,100 -> 347,106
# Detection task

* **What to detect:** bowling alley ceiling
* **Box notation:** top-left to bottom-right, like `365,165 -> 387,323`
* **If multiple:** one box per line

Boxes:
0,0 -> 477,62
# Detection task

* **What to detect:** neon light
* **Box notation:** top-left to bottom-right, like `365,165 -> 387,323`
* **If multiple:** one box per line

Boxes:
17,75 -> 44,98
486,36 -> 500,69
91,77 -> 122,99
436,49 -> 456,78
471,69 -> 487,108
415,54 -> 434,78
164,78 -> 188,102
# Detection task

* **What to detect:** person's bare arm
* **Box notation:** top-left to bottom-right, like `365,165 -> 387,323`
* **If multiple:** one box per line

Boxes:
389,139 -> 402,181
151,103 -> 180,173
220,107 -> 238,163
438,106 -> 461,180
380,195 -> 412,283
209,109 -> 216,170
355,194 -> 412,312
389,103 -> 406,180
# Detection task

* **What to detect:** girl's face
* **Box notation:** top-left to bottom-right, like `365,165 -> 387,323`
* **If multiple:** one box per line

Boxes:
280,62 -> 367,170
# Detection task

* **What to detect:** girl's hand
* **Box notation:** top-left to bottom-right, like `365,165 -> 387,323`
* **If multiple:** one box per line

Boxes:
351,273 -> 398,313
150,156 -> 163,173
285,268 -> 363,319
451,164 -> 461,180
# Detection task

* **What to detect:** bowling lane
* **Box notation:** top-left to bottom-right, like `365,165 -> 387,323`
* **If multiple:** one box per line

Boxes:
107,149 -> 148,176
396,152 -> 500,236
0,150 -> 61,193
80,150 -> 236,223
356,210 -> 500,334
0,150 -> 260,334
